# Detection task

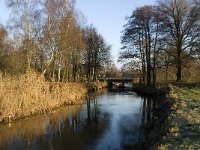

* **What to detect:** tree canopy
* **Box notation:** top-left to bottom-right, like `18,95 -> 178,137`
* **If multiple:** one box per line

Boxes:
0,0 -> 112,82
119,0 -> 200,85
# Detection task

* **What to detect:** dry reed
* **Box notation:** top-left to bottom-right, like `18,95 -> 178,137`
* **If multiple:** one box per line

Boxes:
0,70 -> 87,124
87,81 -> 107,91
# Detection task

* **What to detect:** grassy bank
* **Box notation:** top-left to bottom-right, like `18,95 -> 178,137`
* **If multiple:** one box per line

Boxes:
0,70 -> 87,124
133,84 -> 170,96
159,86 -> 200,149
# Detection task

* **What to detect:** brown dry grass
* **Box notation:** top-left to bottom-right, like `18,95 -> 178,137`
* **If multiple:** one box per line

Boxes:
87,81 -> 107,91
0,70 -> 87,123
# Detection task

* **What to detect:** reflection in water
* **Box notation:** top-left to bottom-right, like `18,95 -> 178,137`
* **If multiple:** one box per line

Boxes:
0,90 -> 158,150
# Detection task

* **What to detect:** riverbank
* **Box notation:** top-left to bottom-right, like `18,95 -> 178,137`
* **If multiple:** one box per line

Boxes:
141,95 -> 173,149
158,86 -> 200,149
0,87 -> 150,149
0,70 -> 87,124
133,84 -> 170,97
136,84 -> 200,149
86,81 -> 107,91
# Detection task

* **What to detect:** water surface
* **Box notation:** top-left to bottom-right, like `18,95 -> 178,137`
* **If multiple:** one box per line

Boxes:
0,90 -> 156,150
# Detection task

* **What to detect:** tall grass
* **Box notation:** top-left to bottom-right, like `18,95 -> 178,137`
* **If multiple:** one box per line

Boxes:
0,70 -> 87,123
86,81 -> 107,91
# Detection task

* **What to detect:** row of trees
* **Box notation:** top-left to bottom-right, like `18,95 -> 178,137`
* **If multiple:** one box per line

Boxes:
119,0 -> 200,86
0,0 -> 111,82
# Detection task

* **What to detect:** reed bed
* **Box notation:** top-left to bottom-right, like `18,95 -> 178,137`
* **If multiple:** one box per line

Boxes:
0,70 -> 87,124
87,81 -> 107,91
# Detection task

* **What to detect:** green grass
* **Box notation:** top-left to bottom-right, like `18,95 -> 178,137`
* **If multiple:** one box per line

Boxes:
159,86 -> 200,150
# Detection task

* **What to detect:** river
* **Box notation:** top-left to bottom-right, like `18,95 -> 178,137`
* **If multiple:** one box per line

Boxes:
0,90 -> 157,150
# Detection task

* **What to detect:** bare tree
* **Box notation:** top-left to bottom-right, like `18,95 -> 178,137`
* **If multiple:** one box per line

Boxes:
120,5 -> 164,86
83,25 -> 111,81
5,0 -> 111,83
7,0 -> 42,69
158,0 -> 200,81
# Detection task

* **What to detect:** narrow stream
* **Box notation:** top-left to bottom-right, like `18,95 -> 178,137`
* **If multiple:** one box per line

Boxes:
0,90 -> 157,150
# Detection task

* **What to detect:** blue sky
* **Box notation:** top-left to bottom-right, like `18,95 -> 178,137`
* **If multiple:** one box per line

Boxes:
76,0 -> 156,67
0,0 -> 156,68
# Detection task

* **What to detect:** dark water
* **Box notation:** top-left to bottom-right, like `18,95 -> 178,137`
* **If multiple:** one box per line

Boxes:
0,90 -> 157,150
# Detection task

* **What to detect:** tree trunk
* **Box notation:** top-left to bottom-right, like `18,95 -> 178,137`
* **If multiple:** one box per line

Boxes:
52,62 -> 55,81
145,37 -> 151,86
146,57 -> 151,86
145,25 -> 151,86
176,50 -> 182,81
142,60 -> 146,84
58,65 -> 61,82
93,62 -> 97,81
152,68 -> 156,87
176,42 -> 182,81
165,65 -> 168,81
139,32 -> 146,84
43,50 -> 55,80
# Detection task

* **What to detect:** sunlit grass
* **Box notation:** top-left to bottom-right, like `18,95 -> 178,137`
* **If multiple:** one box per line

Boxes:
86,81 -> 107,91
0,70 -> 87,124
159,86 -> 200,150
